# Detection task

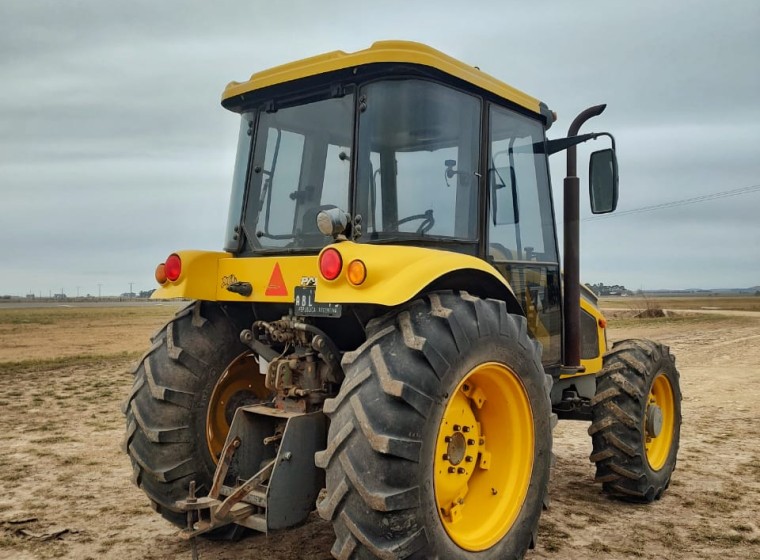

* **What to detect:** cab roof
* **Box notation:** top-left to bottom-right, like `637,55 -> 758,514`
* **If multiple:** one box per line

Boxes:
222,40 -> 544,117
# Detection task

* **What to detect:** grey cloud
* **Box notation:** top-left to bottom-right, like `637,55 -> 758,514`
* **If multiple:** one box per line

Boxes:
1,0 -> 759,295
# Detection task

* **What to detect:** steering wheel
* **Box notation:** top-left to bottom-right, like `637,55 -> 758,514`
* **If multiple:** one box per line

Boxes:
395,209 -> 435,234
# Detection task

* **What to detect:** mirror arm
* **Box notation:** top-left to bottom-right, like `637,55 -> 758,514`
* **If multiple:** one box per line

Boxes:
594,132 -> 616,151
544,133 -> 599,155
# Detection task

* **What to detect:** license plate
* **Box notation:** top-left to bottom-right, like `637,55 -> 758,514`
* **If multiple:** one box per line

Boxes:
293,286 -> 342,318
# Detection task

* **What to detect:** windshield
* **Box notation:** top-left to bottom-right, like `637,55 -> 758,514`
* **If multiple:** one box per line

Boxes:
241,93 -> 354,251
356,79 -> 481,242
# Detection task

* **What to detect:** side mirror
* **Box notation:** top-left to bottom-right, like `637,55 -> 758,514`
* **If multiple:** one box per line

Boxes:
589,148 -> 619,214
490,167 -> 519,225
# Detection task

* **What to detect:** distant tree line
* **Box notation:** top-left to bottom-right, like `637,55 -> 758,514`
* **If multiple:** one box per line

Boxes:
589,283 -> 633,296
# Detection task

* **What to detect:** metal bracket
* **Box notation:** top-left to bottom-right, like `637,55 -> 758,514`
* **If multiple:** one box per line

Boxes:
175,405 -> 326,538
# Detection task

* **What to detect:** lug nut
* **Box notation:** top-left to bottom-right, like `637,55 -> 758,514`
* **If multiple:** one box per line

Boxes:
453,424 -> 461,432
463,384 -> 470,392
465,456 -> 473,463
457,467 -> 466,474
448,467 -> 456,474
467,439 -> 475,446
444,436 -> 451,443
442,454 -> 449,461
462,426 -> 470,433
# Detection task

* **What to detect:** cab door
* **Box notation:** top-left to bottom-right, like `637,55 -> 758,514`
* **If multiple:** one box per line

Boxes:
487,104 -> 562,367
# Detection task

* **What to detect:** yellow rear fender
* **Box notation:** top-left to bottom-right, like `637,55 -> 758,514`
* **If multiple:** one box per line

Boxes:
315,242 -> 517,307
151,243 -> 519,311
152,249 -> 319,302
151,250 -> 231,301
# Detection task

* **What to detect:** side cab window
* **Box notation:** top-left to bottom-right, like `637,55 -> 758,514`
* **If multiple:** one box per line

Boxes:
488,105 -> 557,263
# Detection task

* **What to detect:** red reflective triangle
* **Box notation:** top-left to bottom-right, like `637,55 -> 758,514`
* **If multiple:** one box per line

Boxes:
265,263 -> 288,296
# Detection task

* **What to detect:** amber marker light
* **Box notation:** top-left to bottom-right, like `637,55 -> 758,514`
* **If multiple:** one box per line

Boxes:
155,263 -> 168,285
598,318 -> 608,329
165,253 -> 182,282
319,248 -> 342,281
347,259 -> 367,285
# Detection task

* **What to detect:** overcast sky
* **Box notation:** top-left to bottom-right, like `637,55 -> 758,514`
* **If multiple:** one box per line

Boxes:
1,0 -> 758,296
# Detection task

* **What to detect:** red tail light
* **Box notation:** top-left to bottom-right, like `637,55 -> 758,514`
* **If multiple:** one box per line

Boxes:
319,248 -> 342,281
165,253 -> 182,282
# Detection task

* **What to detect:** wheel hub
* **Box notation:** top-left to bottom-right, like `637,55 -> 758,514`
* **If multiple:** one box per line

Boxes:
223,390 -> 261,425
646,403 -> 663,438
445,431 -> 468,466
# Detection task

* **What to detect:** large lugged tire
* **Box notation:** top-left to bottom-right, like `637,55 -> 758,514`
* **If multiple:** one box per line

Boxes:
315,291 -> 553,560
589,338 -> 682,502
122,301 -> 262,535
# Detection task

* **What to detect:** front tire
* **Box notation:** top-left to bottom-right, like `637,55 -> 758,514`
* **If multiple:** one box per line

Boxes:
315,291 -> 553,559
589,338 -> 682,502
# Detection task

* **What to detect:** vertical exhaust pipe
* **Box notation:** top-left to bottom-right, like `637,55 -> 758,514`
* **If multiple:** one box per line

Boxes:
563,104 -> 606,369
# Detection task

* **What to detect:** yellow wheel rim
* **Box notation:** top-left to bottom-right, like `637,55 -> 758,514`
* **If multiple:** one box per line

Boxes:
644,373 -> 675,471
434,362 -> 534,551
206,352 -> 269,462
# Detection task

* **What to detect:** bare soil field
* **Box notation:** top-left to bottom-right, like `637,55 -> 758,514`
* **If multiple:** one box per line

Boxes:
600,295 -> 760,313
1,302 -> 758,559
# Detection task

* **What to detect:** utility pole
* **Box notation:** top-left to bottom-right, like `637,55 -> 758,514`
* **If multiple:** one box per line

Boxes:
129,282 -> 134,297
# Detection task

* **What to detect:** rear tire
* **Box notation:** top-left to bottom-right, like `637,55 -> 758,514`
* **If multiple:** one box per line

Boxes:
122,301 -> 259,538
315,291 -> 553,559
589,339 -> 682,502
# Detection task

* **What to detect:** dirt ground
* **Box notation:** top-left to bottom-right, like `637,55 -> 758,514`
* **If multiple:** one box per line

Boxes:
0,302 -> 758,559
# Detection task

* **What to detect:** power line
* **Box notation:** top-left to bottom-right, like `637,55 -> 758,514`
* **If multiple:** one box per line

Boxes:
583,183 -> 760,222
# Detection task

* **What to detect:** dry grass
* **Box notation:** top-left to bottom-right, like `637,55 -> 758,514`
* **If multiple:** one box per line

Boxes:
0,304 -> 179,363
600,295 -> 760,312
0,305 -> 177,325
604,312 -> 753,329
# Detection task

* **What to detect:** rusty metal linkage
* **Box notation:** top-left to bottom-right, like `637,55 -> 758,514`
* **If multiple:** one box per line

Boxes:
209,436 -> 241,499
216,459 -> 275,519
176,457 -> 276,540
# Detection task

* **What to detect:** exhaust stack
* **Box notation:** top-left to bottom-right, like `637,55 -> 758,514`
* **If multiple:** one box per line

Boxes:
563,104 -> 606,369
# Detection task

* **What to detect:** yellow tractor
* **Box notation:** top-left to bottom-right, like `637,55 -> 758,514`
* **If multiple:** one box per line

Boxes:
123,41 -> 682,558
